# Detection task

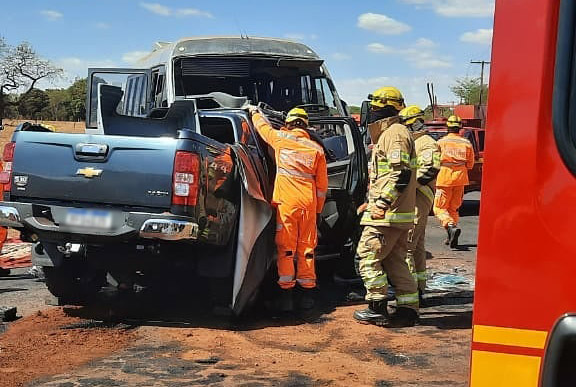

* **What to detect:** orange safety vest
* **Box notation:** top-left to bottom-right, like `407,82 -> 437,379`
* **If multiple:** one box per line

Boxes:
436,133 -> 475,187
252,113 -> 328,213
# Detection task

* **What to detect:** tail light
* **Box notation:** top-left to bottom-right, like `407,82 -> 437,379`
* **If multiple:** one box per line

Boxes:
0,142 -> 15,194
172,151 -> 200,206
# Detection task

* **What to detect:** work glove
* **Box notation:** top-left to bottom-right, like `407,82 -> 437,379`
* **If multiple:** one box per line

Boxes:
247,105 -> 260,116
370,200 -> 388,220
370,207 -> 387,220
357,202 -> 368,215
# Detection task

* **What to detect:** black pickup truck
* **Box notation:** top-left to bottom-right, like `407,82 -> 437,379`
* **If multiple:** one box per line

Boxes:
0,37 -> 367,314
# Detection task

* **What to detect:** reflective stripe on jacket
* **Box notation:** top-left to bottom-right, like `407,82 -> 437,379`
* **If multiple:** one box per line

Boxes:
361,116 -> 417,229
413,132 -> 441,205
252,113 -> 328,213
436,133 -> 475,187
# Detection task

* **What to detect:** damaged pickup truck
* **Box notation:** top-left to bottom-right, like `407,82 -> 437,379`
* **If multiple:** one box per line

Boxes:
0,37 -> 367,314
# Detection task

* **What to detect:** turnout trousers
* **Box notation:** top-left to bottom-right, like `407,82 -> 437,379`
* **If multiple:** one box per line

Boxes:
407,190 -> 434,291
275,204 -> 317,289
357,225 -> 419,310
433,185 -> 465,227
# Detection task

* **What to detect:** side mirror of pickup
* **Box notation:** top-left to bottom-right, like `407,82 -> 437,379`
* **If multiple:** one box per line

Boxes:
360,100 -> 370,127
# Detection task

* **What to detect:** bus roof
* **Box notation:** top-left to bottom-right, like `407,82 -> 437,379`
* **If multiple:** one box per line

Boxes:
135,36 -> 320,68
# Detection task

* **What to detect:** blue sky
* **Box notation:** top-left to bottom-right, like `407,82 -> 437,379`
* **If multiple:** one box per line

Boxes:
0,0 -> 494,108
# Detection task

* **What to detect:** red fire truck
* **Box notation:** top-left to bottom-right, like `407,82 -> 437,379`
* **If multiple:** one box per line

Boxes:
470,0 -> 576,385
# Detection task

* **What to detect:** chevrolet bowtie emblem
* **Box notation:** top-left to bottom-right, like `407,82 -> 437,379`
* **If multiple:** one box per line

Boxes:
76,167 -> 103,178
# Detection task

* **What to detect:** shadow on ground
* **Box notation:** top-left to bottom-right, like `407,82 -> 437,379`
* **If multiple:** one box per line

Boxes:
460,199 -> 480,217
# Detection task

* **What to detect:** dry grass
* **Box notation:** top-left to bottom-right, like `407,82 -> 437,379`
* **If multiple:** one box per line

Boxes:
0,120 -> 85,150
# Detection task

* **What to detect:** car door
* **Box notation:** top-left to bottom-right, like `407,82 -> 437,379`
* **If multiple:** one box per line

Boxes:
309,117 -> 368,257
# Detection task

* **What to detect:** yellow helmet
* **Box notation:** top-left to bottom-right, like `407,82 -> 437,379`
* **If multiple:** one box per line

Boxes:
447,115 -> 462,128
285,107 -> 309,126
38,122 -> 57,132
369,87 -> 405,110
399,105 -> 424,126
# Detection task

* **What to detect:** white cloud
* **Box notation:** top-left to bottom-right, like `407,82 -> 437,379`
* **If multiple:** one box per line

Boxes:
401,0 -> 494,17
140,3 -> 213,18
40,10 -> 63,21
140,3 -> 171,16
331,53 -> 351,61
367,39 -> 452,69
357,13 -> 411,35
122,51 -> 149,64
460,28 -> 493,45
35,56 -> 117,90
176,8 -> 213,18
335,74 -> 456,108
414,38 -> 436,49
283,33 -> 318,41
95,22 -> 111,29
367,43 -> 395,55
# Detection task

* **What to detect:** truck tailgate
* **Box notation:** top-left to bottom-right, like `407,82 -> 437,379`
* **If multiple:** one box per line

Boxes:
10,132 -> 177,209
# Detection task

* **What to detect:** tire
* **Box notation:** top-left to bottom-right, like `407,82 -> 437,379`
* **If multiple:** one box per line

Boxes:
43,263 -> 105,303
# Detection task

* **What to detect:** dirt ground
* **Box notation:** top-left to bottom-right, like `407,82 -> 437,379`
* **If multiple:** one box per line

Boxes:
0,121 -> 478,386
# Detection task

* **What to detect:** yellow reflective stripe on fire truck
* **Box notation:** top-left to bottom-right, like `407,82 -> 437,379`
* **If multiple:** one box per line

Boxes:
470,351 -> 541,387
470,325 -> 549,386
473,325 -> 548,349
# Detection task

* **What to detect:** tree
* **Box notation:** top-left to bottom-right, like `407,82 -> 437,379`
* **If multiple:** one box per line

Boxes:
450,77 -> 489,105
18,88 -> 50,119
0,37 -> 63,122
66,78 -> 87,121
44,88 -> 69,121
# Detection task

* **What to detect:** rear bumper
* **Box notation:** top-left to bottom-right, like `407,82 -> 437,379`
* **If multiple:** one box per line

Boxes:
0,202 -> 199,242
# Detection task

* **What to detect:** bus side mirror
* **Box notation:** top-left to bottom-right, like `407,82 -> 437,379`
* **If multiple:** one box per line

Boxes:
360,100 -> 370,127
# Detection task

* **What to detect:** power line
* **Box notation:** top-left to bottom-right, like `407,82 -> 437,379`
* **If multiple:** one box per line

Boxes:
470,60 -> 491,105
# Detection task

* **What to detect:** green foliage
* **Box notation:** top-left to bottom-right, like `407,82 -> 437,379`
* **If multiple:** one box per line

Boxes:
450,77 -> 489,105
66,78 -> 87,121
348,105 -> 361,114
0,38 -> 63,121
3,78 -> 87,121
18,89 -> 50,119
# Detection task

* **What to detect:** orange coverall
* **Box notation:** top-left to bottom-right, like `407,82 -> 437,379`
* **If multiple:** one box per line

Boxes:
252,113 -> 328,289
433,133 -> 475,227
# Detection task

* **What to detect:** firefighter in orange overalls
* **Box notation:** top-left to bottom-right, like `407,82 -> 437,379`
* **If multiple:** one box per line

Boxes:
248,106 -> 328,312
433,115 -> 475,248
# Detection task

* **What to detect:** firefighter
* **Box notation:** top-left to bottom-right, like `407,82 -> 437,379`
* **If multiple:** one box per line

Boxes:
398,106 -> 440,296
353,87 -> 419,327
433,115 -> 475,248
248,106 -> 328,311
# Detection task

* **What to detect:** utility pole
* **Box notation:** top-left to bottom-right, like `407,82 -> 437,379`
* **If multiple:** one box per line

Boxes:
470,60 -> 491,105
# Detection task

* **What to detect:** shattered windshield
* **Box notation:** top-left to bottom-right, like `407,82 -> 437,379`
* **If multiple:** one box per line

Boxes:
173,57 -> 343,116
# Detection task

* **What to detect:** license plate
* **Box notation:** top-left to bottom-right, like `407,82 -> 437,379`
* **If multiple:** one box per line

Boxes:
64,209 -> 113,229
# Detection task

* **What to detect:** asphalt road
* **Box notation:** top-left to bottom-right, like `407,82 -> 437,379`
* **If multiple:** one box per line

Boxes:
0,192 -> 480,386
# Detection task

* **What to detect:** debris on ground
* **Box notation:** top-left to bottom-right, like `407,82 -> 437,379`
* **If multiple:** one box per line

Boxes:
427,273 -> 473,292
0,241 -> 32,269
0,306 -> 17,322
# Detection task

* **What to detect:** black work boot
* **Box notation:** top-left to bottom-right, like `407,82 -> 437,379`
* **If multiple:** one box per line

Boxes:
448,225 -> 461,249
296,287 -> 318,310
277,288 -> 294,313
444,227 -> 451,245
386,307 -> 419,328
353,300 -> 389,325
